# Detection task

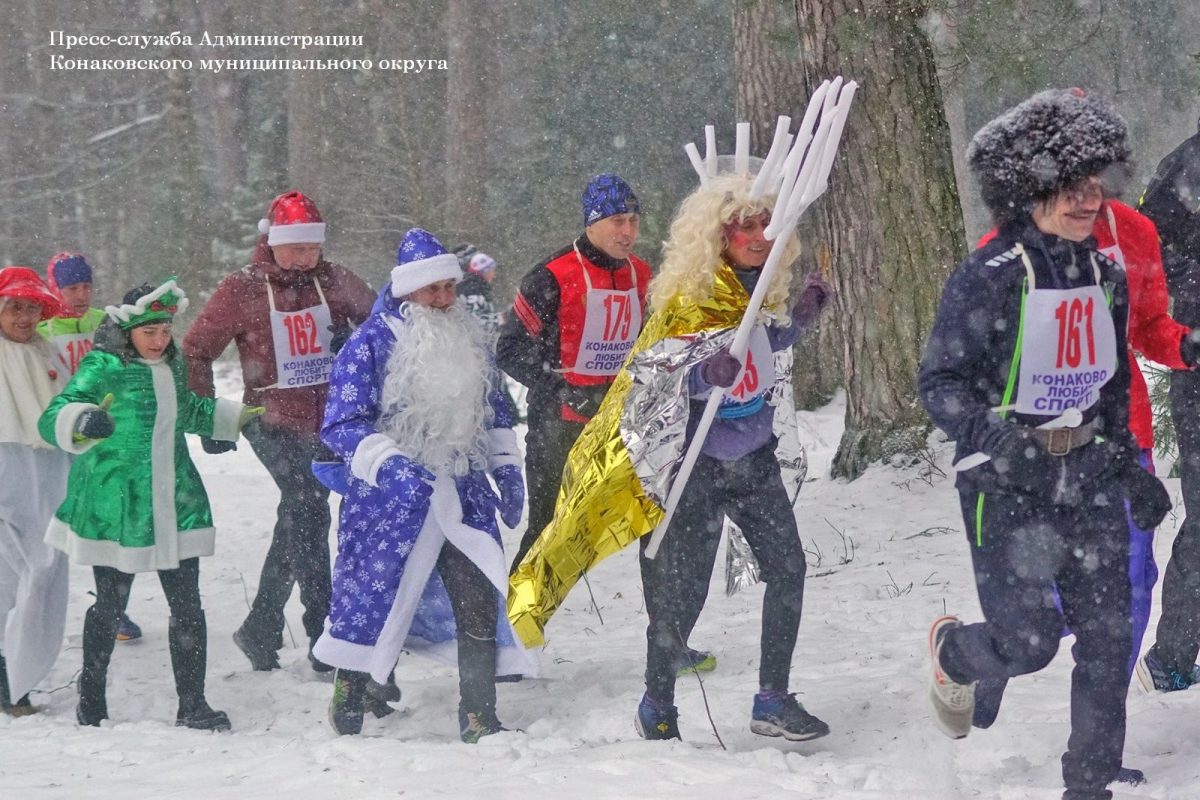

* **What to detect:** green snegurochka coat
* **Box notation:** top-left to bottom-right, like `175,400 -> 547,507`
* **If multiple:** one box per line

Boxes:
38,348 -> 242,573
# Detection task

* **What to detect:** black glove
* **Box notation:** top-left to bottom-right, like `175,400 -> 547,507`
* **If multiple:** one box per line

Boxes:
560,384 -> 603,419
1122,460 -> 1172,530
1181,330 -> 1200,369
201,436 -> 237,454
76,409 -> 115,440
988,427 -> 1058,495
328,321 -> 352,354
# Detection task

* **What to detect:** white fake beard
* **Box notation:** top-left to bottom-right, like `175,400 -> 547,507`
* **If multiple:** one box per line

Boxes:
379,303 -> 493,476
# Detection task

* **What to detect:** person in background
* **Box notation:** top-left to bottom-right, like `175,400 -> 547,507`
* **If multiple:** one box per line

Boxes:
183,191 -> 374,673
919,88 -> 1171,800
1134,119 -> 1200,693
38,251 -> 143,643
497,175 -> 652,574
456,248 -> 504,335
41,279 -> 259,730
0,267 -> 72,716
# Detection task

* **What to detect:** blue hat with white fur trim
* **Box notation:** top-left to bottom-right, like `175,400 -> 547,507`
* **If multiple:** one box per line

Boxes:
390,228 -> 463,298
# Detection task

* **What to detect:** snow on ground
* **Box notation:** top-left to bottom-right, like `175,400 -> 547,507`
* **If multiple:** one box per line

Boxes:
3,383 -> 1200,799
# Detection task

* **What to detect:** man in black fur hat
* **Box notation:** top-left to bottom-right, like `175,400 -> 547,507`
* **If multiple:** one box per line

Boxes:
918,88 -> 1171,800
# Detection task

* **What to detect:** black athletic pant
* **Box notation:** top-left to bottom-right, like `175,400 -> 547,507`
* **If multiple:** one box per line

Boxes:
940,489 -> 1130,799
1148,369 -> 1200,674
437,542 -> 499,713
640,442 -> 807,704
510,414 -> 584,572
241,420 -> 332,646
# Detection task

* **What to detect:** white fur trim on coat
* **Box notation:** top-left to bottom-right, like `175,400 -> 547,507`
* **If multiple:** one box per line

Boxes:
350,432 -> 404,486
54,402 -> 100,455
487,427 -> 521,470
210,398 -> 242,442
390,254 -> 462,299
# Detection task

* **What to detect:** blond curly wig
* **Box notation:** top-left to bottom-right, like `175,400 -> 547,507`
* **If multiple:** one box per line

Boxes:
649,173 -> 801,316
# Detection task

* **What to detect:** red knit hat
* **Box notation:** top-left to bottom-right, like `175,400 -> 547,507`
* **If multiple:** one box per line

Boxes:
0,266 -> 66,320
258,190 -> 326,246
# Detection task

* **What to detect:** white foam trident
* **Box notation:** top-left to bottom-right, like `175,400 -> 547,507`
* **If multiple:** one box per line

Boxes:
644,76 -> 858,560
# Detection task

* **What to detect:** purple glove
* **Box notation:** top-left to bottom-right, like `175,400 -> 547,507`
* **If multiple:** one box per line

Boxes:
702,349 -> 742,388
376,454 -> 435,507
492,464 -> 525,528
792,271 -> 832,330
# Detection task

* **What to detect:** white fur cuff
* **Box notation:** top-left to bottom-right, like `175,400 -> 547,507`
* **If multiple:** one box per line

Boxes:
54,402 -> 100,455
211,399 -> 241,442
487,427 -> 521,470
350,433 -> 404,486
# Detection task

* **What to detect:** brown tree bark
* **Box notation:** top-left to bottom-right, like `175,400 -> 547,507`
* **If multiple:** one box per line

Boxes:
735,0 -> 967,478
443,0 -> 489,248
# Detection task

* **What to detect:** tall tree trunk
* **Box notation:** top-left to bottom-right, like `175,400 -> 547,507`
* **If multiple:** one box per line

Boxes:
735,0 -> 966,478
444,0 -> 489,247
734,0 -> 842,409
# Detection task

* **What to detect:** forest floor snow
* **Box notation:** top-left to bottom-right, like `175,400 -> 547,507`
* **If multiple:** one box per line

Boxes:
3,387 -> 1199,799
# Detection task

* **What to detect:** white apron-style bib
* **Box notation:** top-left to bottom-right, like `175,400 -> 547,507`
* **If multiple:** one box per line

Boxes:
267,278 -> 335,389
1013,244 -> 1117,416
719,324 -> 776,418
49,331 -> 93,376
570,247 -> 642,378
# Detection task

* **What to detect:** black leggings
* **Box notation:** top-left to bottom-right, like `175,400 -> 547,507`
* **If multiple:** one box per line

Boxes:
437,542 -> 498,713
92,557 -> 203,627
640,443 -> 807,703
242,421 -> 333,644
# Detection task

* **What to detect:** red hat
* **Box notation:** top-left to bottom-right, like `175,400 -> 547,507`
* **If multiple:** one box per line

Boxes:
0,266 -> 66,320
257,190 -> 326,246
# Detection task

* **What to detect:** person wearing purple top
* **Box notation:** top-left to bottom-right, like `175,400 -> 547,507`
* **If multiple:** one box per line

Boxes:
634,173 -> 832,742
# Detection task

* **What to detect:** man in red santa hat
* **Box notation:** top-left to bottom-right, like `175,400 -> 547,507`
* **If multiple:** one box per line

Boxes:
183,191 -> 375,672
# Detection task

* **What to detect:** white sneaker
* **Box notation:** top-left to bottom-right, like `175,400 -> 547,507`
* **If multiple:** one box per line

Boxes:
928,615 -> 976,739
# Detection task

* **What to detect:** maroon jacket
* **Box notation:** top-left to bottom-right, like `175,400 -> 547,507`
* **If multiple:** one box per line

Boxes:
183,238 -> 375,435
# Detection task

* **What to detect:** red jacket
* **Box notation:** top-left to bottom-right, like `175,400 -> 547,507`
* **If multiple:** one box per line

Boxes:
980,200 -> 1189,449
182,238 -> 375,435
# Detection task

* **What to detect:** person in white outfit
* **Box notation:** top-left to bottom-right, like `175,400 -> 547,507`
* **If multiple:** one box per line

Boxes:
0,266 -> 72,715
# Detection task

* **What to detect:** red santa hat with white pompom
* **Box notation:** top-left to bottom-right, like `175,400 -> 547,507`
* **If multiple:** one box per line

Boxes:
258,190 -> 326,246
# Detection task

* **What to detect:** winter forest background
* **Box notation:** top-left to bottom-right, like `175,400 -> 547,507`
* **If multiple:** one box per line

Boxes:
2,0 -> 1198,477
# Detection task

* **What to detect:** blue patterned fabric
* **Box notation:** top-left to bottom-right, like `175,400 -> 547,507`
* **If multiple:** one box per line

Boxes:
396,227 -> 449,265
320,290 -> 516,652
581,173 -> 640,226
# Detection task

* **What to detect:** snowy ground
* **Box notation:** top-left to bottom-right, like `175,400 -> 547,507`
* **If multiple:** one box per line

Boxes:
4,382 -> 1200,799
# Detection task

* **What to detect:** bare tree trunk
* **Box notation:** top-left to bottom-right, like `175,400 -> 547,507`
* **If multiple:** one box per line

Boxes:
444,0 -> 489,246
735,0 -> 966,478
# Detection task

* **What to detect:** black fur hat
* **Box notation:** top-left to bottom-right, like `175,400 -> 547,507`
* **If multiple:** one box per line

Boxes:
967,88 -> 1131,220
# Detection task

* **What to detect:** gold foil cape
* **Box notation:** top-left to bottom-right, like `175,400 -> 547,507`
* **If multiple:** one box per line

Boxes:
507,264 -> 806,646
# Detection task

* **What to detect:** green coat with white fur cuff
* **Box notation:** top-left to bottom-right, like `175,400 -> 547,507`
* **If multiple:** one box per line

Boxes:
38,349 -> 242,573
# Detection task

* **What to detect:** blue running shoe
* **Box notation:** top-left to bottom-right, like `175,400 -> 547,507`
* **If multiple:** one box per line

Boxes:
635,693 -> 680,740
1136,652 -> 1196,693
672,647 -> 717,677
1113,766 -> 1146,786
115,614 -> 142,642
750,692 -> 829,741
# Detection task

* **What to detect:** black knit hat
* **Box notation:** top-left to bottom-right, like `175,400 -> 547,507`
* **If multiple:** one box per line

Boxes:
967,88 -> 1131,219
